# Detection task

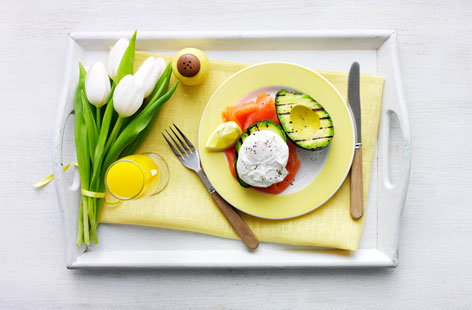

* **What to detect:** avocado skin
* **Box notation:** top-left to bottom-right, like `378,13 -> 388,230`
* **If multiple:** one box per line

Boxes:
275,90 -> 334,150
235,120 -> 286,154
234,154 -> 251,188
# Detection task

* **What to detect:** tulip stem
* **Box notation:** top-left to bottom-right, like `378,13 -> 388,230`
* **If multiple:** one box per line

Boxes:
105,117 -> 124,154
76,200 -> 84,246
96,107 -> 101,131
82,195 -> 90,244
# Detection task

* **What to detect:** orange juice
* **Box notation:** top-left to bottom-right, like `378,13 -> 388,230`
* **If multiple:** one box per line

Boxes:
105,154 -> 168,200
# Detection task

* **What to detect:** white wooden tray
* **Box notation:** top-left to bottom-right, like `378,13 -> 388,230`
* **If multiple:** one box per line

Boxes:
53,30 -> 411,269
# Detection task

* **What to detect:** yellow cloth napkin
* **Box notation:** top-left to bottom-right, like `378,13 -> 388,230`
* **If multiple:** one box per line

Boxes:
100,52 -> 384,250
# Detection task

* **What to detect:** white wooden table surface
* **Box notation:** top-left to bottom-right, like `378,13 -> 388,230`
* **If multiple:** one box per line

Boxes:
1,0 -> 471,308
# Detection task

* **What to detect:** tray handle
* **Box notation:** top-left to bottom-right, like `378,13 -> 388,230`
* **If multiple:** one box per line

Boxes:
59,109 -> 81,191
378,34 -> 412,215
381,108 -> 411,195
52,35 -> 86,267
376,32 -> 412,265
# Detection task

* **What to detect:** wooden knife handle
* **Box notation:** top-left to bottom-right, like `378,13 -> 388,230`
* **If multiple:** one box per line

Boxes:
210,191 -> 259,249
350,148 -> 364,219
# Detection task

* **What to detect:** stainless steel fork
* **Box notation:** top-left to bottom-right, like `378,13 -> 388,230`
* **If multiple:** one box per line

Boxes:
162,124 -> 259,250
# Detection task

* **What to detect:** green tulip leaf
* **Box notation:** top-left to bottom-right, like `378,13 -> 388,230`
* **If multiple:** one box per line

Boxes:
114,31 -> 137,85
74,63 -> 91,187
120,68 -> 173,157
80,90 -> 98,158
148,62 -> 172,104
102,82 -> 178,170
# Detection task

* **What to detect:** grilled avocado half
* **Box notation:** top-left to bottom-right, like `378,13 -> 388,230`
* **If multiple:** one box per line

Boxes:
275,90 -> 334,150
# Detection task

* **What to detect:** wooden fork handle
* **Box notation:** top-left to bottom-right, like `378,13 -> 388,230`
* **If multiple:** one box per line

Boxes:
350,148 -> 364,219
210,192 -> 259,249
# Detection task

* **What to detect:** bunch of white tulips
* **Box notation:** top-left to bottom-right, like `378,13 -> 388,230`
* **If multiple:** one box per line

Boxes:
74,31 -> 178,245
86,42 -> 167,116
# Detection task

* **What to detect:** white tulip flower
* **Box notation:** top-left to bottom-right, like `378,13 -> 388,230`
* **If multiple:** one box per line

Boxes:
107,38 -> 129,80
84,62 -> 111,107
113,74 -> 144,118
134,57 -> 166,98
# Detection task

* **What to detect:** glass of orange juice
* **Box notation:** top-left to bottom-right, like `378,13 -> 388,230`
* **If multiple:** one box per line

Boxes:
105,153 -> 169,200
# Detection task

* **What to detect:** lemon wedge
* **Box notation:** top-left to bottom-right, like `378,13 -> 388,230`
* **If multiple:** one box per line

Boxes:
205,121 -> 242,151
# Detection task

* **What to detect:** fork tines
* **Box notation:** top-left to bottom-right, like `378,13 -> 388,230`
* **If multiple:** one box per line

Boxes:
162,124 -> 195,159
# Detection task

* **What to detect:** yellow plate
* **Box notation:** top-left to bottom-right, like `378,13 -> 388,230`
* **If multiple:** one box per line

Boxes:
198,62 -> 355,219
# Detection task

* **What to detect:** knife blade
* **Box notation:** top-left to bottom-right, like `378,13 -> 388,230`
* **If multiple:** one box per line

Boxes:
348,62 -> 364,219
348,62 -> 362,148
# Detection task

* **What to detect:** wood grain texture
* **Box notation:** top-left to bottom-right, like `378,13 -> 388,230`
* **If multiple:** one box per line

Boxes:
350,148 -> 364,219
210,192 -> 259,249
1,0 -> 472,308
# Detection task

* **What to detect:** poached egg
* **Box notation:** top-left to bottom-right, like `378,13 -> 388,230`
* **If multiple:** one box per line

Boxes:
236,130 -> 289,188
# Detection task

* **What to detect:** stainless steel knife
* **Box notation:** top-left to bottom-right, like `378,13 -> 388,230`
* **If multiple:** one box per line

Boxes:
348,62 -> 364,219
